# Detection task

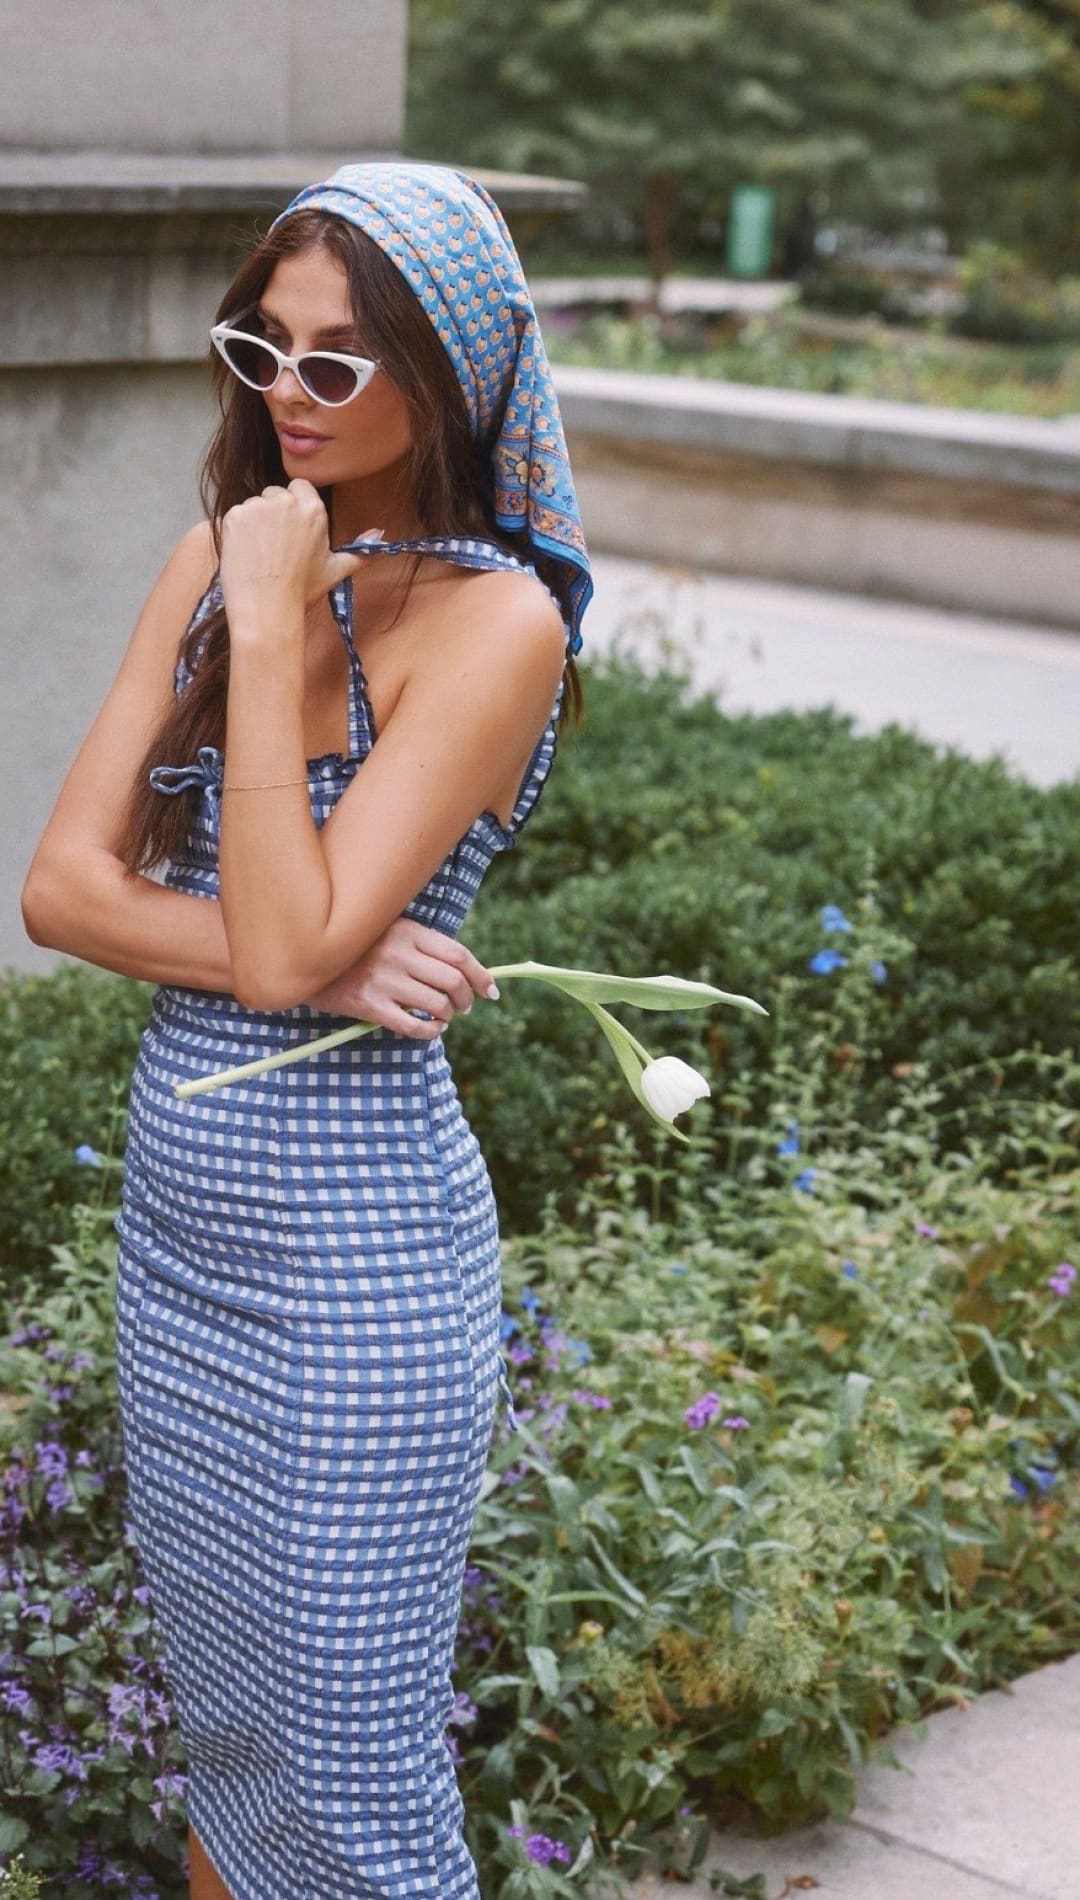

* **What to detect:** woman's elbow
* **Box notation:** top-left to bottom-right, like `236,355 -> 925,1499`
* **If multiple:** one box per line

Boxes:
21,867 -> 59,947
230,961 -> 313,1013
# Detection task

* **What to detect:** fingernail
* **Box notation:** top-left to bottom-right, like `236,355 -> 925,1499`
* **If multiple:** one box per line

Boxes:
463,1000 -> 473,1013
486,982 -> 500,1000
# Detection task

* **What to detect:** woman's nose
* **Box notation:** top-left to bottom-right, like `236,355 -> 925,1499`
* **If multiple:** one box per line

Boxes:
275,364 -> 309,400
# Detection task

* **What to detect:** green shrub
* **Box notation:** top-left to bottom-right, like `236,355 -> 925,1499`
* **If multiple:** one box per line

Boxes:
0,965 -> 152,1293
0,1209 -> 189,1897
948,242 -> 1080,346
4,657 -> 1080,1281
795,265 -> 917,324
2,1066 -> 1077,1894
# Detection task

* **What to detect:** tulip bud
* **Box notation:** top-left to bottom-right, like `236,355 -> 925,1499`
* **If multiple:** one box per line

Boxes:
640,1056 -> 711,1122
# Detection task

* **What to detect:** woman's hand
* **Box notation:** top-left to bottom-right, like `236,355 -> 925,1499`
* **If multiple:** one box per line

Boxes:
302,916 -> 499,1038
219,480 -> 382,634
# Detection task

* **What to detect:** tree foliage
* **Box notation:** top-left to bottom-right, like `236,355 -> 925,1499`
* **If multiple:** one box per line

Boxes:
405,0 -> 1080,271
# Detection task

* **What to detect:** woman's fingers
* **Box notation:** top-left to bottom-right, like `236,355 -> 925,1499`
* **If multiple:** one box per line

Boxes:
408,933 -> 495,1007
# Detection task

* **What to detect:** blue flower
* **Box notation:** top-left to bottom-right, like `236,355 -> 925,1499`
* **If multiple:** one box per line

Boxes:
776,1120 -> 799,1156
668,1260 -> 687,1274
793,1168 -> 816,1193
870,960 -> 888,985
820,905 -> 853,933
1028,1464 -> 1057,1493
840,1260 -> 858,1279
564,1338 -> 592,1366
519,1288 -> 543,1316
73,1143 -> 102,1167
1008,1474 -> 1029,1500
498,1312 -> 519,1342
808,948 -> 848,974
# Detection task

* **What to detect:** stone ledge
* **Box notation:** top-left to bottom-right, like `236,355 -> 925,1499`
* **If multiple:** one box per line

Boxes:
551,363 -> 1080,496
0,148 -> 587,216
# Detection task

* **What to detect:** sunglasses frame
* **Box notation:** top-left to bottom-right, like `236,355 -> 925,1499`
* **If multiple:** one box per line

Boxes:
209,308 -> 382,407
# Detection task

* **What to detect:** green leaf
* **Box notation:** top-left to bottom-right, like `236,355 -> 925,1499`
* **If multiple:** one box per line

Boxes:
0,1814 -> 30,1852
525,1643 -> 562,1699
489,960 -> 768,1017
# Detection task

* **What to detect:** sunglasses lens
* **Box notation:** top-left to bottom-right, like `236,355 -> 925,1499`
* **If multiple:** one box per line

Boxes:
299,356 -> 362,405
222,334 -> 278,389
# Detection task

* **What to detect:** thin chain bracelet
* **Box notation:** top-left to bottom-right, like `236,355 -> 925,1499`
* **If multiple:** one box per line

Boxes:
221,775 -> 310,791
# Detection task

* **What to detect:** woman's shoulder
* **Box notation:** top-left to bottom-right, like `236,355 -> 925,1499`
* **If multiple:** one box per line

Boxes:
439,555 -> 567,648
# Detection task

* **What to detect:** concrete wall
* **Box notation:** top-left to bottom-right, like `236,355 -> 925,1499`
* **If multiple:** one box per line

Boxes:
0,0 -> 408,155
554,366 -> 1080,630
5,361 -> 214,973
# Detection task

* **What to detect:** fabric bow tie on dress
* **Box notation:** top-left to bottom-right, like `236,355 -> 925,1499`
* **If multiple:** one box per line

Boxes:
268,159 -> 594,658
148,745 -> 222,798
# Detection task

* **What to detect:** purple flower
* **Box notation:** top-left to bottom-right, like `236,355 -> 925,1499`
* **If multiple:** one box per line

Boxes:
684,1391 -> 721,1429
916,1222 -> 939,1240
506,1341 -> 533,1366
35,1441 -> 68,1479
73,1143 -> 102,1167
820,904 -> 853,933
721,1414 -> 750,1429
571,1388 -> 612,1409
0,1681 -> 32,1715
1048,1261 -> 1076,1297
520,1833 -> 571,1865
793,1167 -> 816,1193
775,1120 -> 799,1156
808,948 -> 848,974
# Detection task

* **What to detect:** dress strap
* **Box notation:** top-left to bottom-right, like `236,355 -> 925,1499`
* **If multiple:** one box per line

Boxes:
332,532 -> 571,651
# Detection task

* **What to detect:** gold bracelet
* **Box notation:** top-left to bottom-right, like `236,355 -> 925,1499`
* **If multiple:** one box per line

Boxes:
221,775 -> 309,790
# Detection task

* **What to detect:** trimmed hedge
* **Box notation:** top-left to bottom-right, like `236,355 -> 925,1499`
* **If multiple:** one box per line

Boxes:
3,654 -> 1078,1287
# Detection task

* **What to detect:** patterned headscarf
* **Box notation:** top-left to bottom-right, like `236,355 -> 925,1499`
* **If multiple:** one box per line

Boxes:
267,159 -> 593,657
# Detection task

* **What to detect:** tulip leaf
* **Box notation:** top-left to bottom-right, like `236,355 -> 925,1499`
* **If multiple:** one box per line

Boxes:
488,961 -> 767,1017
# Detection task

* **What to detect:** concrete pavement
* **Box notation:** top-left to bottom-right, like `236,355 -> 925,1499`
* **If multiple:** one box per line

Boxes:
580,553 -> 1080,788
609,1652 -> 1080,1900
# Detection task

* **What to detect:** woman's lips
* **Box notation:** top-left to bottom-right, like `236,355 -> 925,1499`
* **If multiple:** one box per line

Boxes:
278,426 -> 329,454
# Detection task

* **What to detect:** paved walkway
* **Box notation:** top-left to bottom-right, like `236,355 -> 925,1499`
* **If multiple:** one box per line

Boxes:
606,1652 -> 1079,1900
581,554 -> 1080,788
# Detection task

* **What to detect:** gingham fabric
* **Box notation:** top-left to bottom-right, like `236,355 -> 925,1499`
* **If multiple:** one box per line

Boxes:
113,536 -> 567,1898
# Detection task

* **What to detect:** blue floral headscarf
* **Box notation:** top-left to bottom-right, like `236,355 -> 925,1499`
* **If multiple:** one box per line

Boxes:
268,159 -> 593,657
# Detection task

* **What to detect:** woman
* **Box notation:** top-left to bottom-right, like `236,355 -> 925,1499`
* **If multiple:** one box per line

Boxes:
21,160 -> 592,1900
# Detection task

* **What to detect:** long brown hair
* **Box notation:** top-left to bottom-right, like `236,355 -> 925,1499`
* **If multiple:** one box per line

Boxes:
115,208 -> 585,876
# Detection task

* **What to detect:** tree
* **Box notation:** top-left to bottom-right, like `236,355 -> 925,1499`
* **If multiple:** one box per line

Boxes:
405,0 -> 1016,283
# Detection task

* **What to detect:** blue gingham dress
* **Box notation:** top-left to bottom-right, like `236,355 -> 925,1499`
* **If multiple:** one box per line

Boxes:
113,535 -> 566,1899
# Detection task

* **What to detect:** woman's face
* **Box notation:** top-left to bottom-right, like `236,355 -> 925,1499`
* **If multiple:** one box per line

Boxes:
253,245 -> 414,505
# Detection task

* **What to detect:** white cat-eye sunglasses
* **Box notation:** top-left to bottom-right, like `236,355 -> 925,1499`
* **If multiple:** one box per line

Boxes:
210,305 -> 381,407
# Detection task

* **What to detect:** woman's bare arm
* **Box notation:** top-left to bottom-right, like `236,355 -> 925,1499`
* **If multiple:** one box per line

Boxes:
218,569 -> 566,1011
21,521 -> 499,1022
21,519 -> 241,991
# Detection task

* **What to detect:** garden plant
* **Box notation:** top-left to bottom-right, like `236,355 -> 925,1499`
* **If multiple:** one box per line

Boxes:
1,657 -> 1077,1894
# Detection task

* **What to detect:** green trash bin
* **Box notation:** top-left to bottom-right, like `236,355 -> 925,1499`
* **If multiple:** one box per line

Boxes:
725,183 -> 776,279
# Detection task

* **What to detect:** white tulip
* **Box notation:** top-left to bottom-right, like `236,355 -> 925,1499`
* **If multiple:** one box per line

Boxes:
640,1056 -> 711,1122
